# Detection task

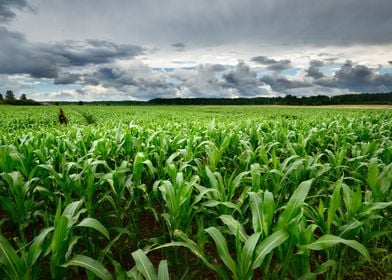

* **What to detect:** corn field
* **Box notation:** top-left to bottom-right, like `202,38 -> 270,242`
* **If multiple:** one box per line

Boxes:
0,105 -> 391,279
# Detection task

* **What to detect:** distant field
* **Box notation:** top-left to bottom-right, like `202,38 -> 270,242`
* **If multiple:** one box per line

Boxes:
0,105 -> 391,279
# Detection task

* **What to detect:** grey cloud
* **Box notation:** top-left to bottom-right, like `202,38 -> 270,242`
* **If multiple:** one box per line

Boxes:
251,56 -> 292,72
306,60 -> 325,79
0,27 -> 58,78
172,65 -> 233,98
45,40 -> 144,66
14,0 -> 392,46
251,56 -> 277,64
172,42 -> 186,51
54,72 -> 80,84
388,61 -> 392,65
81,62 -> 269,99
260,75 -> 312,92
310,60 -> 324,67
316,60 -> 392,92
0,27 -> 144,79
0,0 -> 30,22
222,62 -> 269,96
0,74 -> 31,94
318,53 -> 340,62
204,64 -> 227,72
82,63 -> 178,99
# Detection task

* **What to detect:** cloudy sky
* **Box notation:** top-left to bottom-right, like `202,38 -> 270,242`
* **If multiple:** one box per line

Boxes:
1,0 -> 392,101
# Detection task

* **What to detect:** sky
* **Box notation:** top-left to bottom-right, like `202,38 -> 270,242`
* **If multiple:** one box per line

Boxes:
1,0 -> 392,101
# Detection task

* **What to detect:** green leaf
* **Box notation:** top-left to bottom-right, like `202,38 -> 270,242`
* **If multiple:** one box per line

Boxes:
63,200 -> 83,218
219,215 -> 248,242
62,254 -> 113,280
252,230 -> 289,269
368,158 -> 378,191
28,227 -> 54,266
304,234 -> 370,261
338,219 -> 362,238
157,260 -> 169,280
0,233 -> 25,279
131,249 -> 157,280
298,260 -> 337,280
327,180 -> 342,233
248,192 -> 263,233
77,217 -> 110,239
205,227 -> 237,275
203,200 -> 241,213
240,232 -> 261,276
276,179 -> 313,229
262,191 -> 275,237
205,166 -> 219,190
51,215 -> 69,257
153,230 -> 223,276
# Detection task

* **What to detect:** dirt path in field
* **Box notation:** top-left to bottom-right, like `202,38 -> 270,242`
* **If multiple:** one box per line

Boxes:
320,105 -> 392,109
237,105 -> 392,110
200,105 -> 392,110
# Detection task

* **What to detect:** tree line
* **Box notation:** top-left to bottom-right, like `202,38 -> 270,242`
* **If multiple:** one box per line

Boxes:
0,90 -> 40,105
147,93 -> 392,106
1,89 -> 391,106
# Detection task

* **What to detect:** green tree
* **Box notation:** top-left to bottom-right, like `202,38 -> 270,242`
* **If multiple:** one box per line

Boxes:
20,93 -> 27,101
0,93 -> 3,104
5,90 -> 16,104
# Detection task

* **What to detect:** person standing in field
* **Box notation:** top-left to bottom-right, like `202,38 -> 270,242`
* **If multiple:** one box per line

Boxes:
59,108 -> 68,125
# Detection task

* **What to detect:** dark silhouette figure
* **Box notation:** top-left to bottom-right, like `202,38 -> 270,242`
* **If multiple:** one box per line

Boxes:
59,109 -> 68,125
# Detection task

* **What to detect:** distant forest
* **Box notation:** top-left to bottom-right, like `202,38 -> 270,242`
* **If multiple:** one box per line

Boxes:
1,91 -> 391,106
73,92 -> 392,106
147,93 -> 392,106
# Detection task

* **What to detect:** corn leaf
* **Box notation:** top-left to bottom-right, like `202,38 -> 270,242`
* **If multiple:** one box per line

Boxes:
62,254 -> 113,280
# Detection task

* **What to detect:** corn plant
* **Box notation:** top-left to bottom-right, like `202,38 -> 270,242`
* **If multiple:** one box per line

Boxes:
0,105 -> 391,279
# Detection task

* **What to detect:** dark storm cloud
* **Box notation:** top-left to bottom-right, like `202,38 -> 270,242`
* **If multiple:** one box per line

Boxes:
316,61 -> 392,92
222,62 -> 268,96
251,56 -> 292,72
306,60 -> 325,79
388,61 -> 392,65
309,60 -> 324,67
82,64 -> 178,99
155,0 -> 392,45
54,72 -> 80,84
0,27 -> 144,79
260,75 -> 312,92
211,64 -> 227,72
172,42 -> 186,51
0,0 -> 31,22
8,0 -> 392,45
44,40 -> 144,66
0,27 -> 58,78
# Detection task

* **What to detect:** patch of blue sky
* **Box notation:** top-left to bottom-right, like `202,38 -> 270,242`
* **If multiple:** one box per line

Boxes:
319,66 -> 339,75
379,67 -> 392,74
281,68 -> 300,76
153,67 -> 196,73
255,69 -> 271,78
152,67 -> 172,73
21,79 -> 80,94
181,66 -> 196,71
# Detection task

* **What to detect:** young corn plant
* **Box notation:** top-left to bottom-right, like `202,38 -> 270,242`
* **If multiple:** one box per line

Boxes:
49,199 -> 111,279
127,249 -> 170,280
